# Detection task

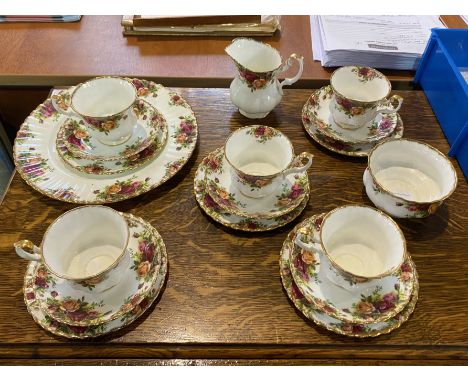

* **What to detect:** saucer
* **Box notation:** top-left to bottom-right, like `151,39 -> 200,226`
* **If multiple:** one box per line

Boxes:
23,242 -> 167,339
289,213 -> 416,325
14,78 -> 198,204
280,228 -> 419,337
57,99 -> 168,162
204,148 -> 309,219
30,213 -> 166,327
56,118 -> 168,176
194,150 -> 309,232
302,86 -> 404,157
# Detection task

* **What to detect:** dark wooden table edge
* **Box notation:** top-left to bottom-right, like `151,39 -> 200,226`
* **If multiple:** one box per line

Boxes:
0,75 -> 415,90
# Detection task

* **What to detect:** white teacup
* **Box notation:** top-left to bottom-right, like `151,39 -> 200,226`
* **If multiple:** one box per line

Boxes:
330,66 -> 403,130
224,125 -> 313,198
295,205 -> 406,289
70,76 -> 138,146
364,138 -> 458,218
14,205 -> 130,292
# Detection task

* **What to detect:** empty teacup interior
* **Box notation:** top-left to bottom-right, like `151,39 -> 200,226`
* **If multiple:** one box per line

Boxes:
331,66 -> 390,102
321,206 -> 405,278
42,206 -> 129,280
225,126 -> 292,176
72,77 -> 136,117
369,139 -> 457,203
225,38 -> 282,73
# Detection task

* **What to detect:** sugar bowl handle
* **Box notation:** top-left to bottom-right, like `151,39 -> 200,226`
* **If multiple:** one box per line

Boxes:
279,53 -> 304,95
14,240 -> 42,262
283,152 -> 313,177
51,89 -> 75,116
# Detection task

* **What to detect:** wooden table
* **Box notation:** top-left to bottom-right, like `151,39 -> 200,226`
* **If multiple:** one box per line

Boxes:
0,88 -> 467,365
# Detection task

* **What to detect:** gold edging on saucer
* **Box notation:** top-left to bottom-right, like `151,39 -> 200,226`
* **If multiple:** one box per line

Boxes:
22,212 -> 168,339
205,147 -> 310,220
280,215 -> 419,338
367,137 -> 458,205
13,79 -> 198,205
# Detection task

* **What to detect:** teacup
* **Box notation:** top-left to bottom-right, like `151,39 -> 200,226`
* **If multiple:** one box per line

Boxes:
14,205 -> 130,292
364,138 -> 458,218
70,76 -> 138,146
224,125 -> 313,198
295,205 -> 406,289
330,66 -> 403,130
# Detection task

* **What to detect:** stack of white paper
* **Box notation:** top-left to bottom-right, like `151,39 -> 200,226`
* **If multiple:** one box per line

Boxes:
311,16 -> 446,70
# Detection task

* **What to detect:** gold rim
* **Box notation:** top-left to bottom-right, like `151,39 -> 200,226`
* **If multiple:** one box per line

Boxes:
225,37 -> 284,74
280,226 -> 419,338
13,80 -> 198,205
70,76 -> 137,119
205,148 -> 309,219
38,205 -> 130,282
224,125 -> 296,179
318,205 -> 407,281
330,66 -> 392,105
367,137 -> 458,205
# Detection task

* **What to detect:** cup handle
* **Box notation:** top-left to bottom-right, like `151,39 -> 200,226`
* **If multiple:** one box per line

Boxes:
376,94 -> 403,115
14,240 -> 42,262
279,53 -> 304,95
283,152 -> 313,177
294,231 -> 323,255
51,89 -> 75,116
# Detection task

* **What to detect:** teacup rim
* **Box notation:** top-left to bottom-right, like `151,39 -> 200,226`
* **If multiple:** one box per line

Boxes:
367,137 -> 458,204
223,125 -> 295,178
70,76 -> 137,119
40,205 -> 130,282
319,204 -> 407,280
330,66 -> 392,105
225,37 -> 284,75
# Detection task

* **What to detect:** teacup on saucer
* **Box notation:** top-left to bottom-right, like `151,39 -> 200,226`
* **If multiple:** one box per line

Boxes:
29,213 -> 166,327
364,138 -> 458,218
58,99 -> 168,162
291,211 -> 415,325
204,148 -> 309,219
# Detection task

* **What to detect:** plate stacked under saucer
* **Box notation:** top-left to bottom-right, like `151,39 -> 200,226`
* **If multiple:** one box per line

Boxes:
280,213 -> 419,337
23,213 -> 167,339
14,78 -> 198,204
194,148 -> 310,232
302,86 -> 404,157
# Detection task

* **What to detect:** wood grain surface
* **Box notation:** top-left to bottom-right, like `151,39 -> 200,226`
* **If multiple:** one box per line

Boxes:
0,15 -> 465,87
0,88 -> 467,365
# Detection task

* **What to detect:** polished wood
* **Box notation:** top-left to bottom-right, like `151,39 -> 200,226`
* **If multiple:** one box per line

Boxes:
0,88 -> 467,365
0,15 -> 464,88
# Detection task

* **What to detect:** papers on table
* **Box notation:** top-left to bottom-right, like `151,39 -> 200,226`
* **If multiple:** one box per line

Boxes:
311,15 -> 446,70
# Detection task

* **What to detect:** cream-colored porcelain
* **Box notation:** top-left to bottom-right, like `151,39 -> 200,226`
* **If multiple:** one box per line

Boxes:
294,205 -> 406,289
330,66 -> 403,130
225,38 -> 303,118
15,206 -> 130,292
70,77 -> 138,145
224,126 -> 313,198
364,138 -> 458,218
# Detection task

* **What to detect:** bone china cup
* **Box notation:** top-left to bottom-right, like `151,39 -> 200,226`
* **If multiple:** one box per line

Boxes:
71,76 -> 137,146
295,205 -> 406,289
224,125 -> 313,198
364,138 -> 458,218
14,205 -> 130,292
330,66 -> 403,130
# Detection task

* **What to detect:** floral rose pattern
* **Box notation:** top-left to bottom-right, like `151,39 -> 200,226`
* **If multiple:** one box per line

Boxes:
246,125 -> 279,143
16,149 -> 53,182
172,115 -> 197,151
64,119 -> 94,151
44,295 -> 107,324
236,63 -> 274,91
334,94 -> 373,118
93,176 -> 151,202
131,78 -> 161,98
52,90 -> 71,112
206,179 -> 246,211
84,113 -> 127,135
168,92 -> 189,108
351,66 -> 383,82
275,176 -> 308,208
33,99 -> 60,123
202,150 -> 224,176
236,171 -> 274,190
129,226 -> 160,283
367,115 -> 395,138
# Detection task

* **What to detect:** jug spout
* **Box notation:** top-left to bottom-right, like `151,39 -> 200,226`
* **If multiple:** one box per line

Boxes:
225,38 -> 283,74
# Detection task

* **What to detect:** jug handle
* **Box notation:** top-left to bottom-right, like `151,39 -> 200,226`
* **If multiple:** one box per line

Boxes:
279,54 -> 304,95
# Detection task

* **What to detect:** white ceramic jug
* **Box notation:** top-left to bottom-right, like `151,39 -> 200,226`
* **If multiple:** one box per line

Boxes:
225,38 -> 304,119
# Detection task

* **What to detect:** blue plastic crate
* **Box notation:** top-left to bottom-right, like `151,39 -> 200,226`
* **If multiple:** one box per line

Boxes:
414,28 -> 468,180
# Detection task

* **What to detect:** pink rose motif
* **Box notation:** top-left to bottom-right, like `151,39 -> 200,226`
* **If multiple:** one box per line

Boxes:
132,79 -> 144,90
336,96 -> 353,110
67,310 -> 88,322
203,193 -> 219,210
143,242 -> 155,262
291,281 -> 304,300
26,292 -> 35,300
50,291 -> 59,298
69,325 -> 88,334
67,134 -> 84,148
380,117 -> 393,130
138,240 -> 147,253
375,300 -> 394,312
383,293 -> 397,304
180,121 -> 193,134
240,70 -> 258,83
352,324 -> 365,333
401,272 -> 412,281
40,102 -> 56,117
401,263 -> 411,273
289,184 -> 303,199
293,254 -> 308,281
34,277 -> 48,288
139,297 -> 149,310
255,126 -> 266,136
358,67 -> 370,77
119,181 -> 141,195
